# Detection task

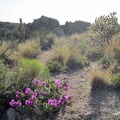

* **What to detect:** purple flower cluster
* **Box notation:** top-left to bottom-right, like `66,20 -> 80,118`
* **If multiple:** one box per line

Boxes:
55,80 -> 62,89
15,90 -> 20,99
10,99 -> 22,107
48,99 -> 57,107
25,88 -> 31,95
25,99 -> 34,106
42,91 -> 47,96
26,90 -> 38,106
65,81 -> 69,91
8,79 -> 73,113
33,79 -> 40,86
48,94 -> 68,107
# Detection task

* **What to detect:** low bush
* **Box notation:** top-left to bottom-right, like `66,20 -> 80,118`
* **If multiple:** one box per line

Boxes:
0,60 -> 13,113
112,74 -> 120,88
100,55 -> 110,69
87,49 -> 103,61
66,56 -> 79,69
47,60 -> 62,73
18,39 -> 41,58
78,57 -> 90,68
89,70 -> 111,91
40,33 -> 56,50
13,59 -> 50,89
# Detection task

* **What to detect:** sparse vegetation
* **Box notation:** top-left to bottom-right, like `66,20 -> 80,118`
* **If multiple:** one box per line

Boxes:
89,69 -> 111,91
1,12 -> 120,119
18,39 -> 41,58
47,60 -> 62,73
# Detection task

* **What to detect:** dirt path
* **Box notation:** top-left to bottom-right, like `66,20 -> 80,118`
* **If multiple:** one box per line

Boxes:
50,63 -> 120,120
37,49 -> 54,64
37,51 -> 120,119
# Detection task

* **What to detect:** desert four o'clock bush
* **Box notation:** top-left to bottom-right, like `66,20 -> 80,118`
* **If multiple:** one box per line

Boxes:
8,79 -> 74,113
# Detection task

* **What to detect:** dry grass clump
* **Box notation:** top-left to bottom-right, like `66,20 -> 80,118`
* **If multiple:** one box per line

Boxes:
0,41 -> 18,66
100,33 -> 120,72
0,41 -> 12,59
89,68 -> 111,91
18,39 -> 41,58
48,32 -> 90,70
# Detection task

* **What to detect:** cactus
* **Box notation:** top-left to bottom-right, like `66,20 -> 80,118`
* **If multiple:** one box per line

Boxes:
89,12 -> 120,46
18,18 -> 26,41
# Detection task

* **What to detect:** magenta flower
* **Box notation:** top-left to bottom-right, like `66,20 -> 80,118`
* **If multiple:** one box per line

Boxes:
65,86 -> 68,91
25,88 -> 31,95
30,95 -> 36,100
55,79 -> 62,89
42,81 -> 46,86
58,85 -> 62,89
6,94 -> 10,98
62,94 -> 68,101
25,100 -> 31,105
16,101 -> 22,107
42,91 -> 47,96
15,94 -> 19,99
55,80 -> 61,85
10,99 -> 15,107
33,90 -> 37,97
48,99 -> 57,107
30,101 -> 34,106
65,82 -> 69,87
48,99 -> 53,105
15,91 -> 19,95
33,79 -> 40,85
57,98 -> 63,106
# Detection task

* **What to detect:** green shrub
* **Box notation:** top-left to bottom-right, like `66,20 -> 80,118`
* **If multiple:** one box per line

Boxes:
0,60 -> 13,114
87,50 -> 103,61
52,55 -> 64,66
100,55 -> 110,69
66,56 -> 79,69
66,56 -> 89,70
78,58 -> 90,68
0,60 -> 12,93
13,59 -> 50,89
47,60 -> 62,73
112,74 -> 120,88
40,33 -> 55,50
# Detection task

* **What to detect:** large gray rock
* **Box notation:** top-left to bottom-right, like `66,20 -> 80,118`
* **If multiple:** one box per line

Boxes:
112,112 -> 120,119
53,27 -> 65,37
6,108 -> 19,120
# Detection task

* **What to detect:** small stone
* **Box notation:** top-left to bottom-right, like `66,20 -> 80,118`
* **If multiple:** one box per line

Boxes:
6,108 -> 19,120
84,112 -> 93,120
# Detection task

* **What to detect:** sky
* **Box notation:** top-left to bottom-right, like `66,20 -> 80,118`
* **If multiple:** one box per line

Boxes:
0,0 -> 120,25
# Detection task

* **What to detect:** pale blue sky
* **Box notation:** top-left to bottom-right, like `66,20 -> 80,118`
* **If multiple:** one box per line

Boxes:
0,0 -> 120,25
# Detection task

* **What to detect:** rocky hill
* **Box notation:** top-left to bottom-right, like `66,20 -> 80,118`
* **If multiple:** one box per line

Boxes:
0,16 -> 91,39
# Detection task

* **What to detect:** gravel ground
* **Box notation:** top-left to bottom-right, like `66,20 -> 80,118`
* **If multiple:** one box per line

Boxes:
37,50 -> 120,120
50,63 -> 120,120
